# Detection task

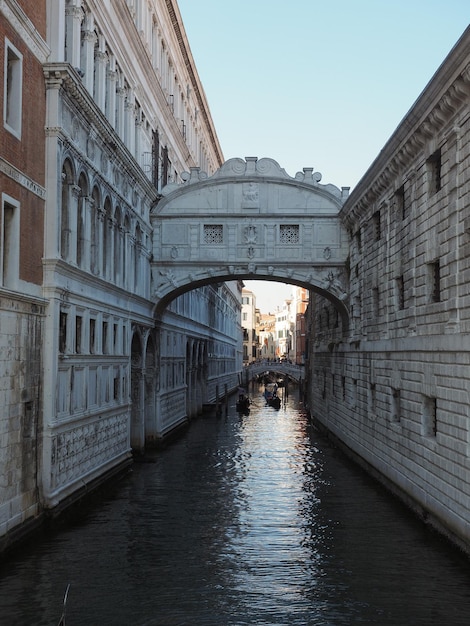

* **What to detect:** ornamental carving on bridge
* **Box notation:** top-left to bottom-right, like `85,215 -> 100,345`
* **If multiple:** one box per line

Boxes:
151,157 -> 350,306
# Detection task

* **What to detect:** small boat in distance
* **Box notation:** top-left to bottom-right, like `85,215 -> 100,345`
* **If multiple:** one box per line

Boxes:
264,383 -> 281,409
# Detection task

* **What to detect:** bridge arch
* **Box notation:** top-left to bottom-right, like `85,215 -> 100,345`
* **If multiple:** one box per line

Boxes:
244,362 -> 306,385
150,157 -> 351,327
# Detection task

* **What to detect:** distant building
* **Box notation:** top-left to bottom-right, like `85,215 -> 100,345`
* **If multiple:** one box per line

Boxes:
257,313 -> 276,360
275,299 -> 295,360
241,288 -> 258,364
293,287 -> 309,364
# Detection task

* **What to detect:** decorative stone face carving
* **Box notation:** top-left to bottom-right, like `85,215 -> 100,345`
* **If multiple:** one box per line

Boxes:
242,182 -> 259,208
244,225 -> 257,243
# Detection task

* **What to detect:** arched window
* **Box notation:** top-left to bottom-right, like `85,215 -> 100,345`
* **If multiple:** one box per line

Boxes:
60,160 -> 74,260
91,185 -> 100,274
103,196 -> 112,279
114,205 -> 122,284
77,172 -> 88,268
123,214 -> 131,288
134,223 -> 142,292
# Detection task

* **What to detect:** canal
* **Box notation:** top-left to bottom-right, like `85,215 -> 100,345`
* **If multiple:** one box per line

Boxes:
1,387 -> 470,625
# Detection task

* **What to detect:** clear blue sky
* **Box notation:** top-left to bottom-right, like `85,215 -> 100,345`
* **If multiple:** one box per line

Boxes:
177,0 -> 469,312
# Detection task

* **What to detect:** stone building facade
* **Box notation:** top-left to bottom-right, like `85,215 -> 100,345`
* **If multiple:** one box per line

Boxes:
308,27 -> 470,551
0,0 -> 242,548
41,0 -> 242,508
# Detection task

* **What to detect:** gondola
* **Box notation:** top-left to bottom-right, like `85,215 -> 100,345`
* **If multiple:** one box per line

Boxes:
264,384 -> 281,409
267,395 -> 281,409
236,396 -> 251,413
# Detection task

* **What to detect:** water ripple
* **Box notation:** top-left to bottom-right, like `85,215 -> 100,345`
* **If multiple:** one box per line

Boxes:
1,388 -> 470,624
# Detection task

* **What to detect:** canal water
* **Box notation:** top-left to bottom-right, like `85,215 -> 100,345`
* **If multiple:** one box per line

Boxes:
1,388 -> 470,625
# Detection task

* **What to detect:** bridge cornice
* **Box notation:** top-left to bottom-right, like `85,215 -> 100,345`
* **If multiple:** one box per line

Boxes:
154,157 -> 350,214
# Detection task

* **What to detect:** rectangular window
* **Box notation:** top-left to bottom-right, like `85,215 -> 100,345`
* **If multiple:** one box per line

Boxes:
113,371 -> 120,401
280,224 -> 300,244
429,260 -> 441,303
372,211 -> 381,241
355,229 -> 362,253
59,311 -> 68,353
89,318 -> 96,354
114,323 -> 118,353
396,276 -> 405,310
1,196 -> 19,288
428,148 -> 442,194
4,39 -> 23,138
422,396 -> 437,437
369,382 -> 376,413
391,388 -> 401,423
352,378 -> 357,406
203,224 -> 223,244
102,320 -> 109,354
395,184 -> 410,220
372,287 -> 379,318
75,315 -> 82,353
122,324 -> 127,354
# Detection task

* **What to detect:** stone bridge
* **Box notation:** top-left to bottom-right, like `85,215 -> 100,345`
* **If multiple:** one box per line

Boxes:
151,157 -> 351,326
243,362 -> 306,384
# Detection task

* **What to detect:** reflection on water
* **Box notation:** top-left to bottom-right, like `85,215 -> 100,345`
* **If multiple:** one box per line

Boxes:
1,387 -> 470,625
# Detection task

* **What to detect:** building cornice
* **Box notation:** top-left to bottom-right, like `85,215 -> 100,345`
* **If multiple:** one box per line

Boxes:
43,63 -> 158,204
341,26 -> 470,229
0,0 -> 50,62
164,0 -> 224,167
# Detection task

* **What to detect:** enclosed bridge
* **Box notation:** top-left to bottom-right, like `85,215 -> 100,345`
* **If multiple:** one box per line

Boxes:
150,156 -> 351,324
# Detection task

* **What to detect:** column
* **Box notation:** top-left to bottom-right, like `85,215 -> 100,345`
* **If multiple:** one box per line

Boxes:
95,35 -> 108,113
64,1 -> 82,67
116,83 -> 126,141
135,116 -> 142,166
69,184 -> 80,265
107,216 -> 115,283
96,206 -> 105,277
82,195 -> 92,273
48,0 -> 66,62
125,90 -> 135,153
81,13 -> 96,95
126,234 -> 134,292
106,56 -> 117,126
44,72 -> 63,259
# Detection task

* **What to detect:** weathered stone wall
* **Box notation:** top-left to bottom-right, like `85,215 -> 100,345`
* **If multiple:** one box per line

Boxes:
308,28 -> 470,551
0,297 -> 43,538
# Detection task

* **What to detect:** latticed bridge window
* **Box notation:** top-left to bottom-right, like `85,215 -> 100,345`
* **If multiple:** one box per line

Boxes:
203,224 -> 223,244
280,224 -> 300,243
